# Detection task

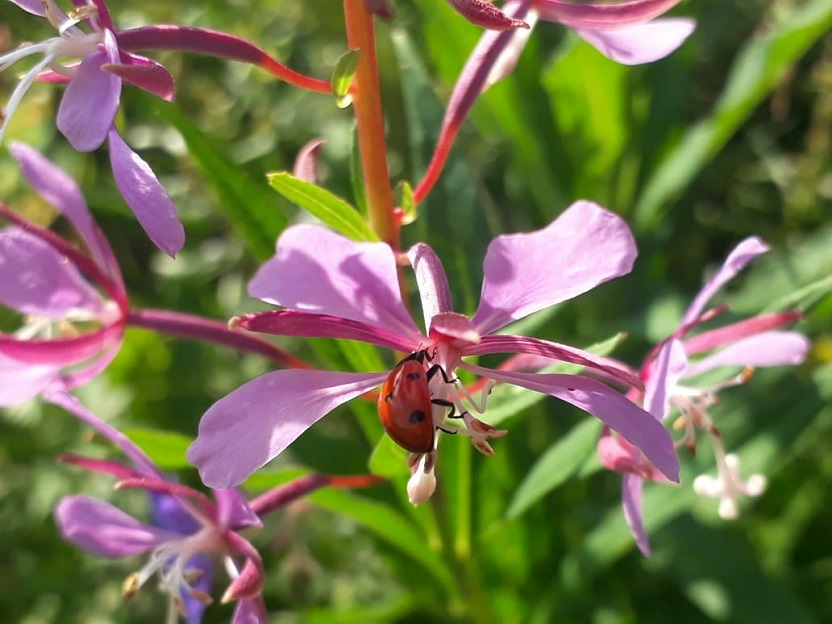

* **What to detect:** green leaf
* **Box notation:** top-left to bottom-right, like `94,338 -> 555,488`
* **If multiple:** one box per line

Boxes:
506,418 -> 602,520
634,0 -> 832,229
124,428 -> 192,470
368,435 -> 411,479
267,172 -> 378,242
332,49 -> 361,108
307,487 -> 456,592
149,96 -> 286,261
393,180 -> 416,224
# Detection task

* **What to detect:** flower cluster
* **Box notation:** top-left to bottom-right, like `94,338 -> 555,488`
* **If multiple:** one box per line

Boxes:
0,0 -> 815,620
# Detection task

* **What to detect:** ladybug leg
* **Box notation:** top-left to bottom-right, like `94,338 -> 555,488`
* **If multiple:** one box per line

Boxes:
430,398 -> 458,419
425,364 -> 459,385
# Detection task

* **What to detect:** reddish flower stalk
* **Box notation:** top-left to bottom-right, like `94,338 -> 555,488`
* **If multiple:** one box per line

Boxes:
343,0 -> 399,248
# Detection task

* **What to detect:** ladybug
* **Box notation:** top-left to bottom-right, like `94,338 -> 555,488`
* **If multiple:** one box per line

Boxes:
378,349 -> 457,453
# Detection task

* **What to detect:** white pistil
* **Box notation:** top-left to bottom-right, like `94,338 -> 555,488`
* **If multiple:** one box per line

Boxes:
123,528 -> 220,604
694,452 -> 767,520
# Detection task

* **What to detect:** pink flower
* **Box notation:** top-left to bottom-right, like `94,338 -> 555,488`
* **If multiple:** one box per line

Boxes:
599,237 -> 809,555
2,0 -> 184,254
414,0 -> 695,204
188,200 -> 679,503
0,142 -> 127,405
51,389 -> 381,623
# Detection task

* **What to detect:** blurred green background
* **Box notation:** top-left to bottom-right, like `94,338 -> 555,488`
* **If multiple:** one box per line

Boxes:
1,0 -> 830,622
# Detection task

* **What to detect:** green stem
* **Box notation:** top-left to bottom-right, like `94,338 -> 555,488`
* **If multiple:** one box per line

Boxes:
343,0 -> 399,248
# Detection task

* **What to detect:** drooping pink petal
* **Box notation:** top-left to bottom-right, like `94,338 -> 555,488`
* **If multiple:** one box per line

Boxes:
684,331 -> 809,378
248,225 -> 422,342
484,5 -> 537,88
0,353 -> 57,406
446,0 -> 530,31
537,0 -> 683,30
103,54 -> 175,101
55,495 -> 176,558
407,243 -> 454,328
10,0 -> 46,15
465,334 -> 642,389
429,312 -> 481,348
108,128 -> 185,257
188,369 -> 388,488
9,141 -> 120,280
214,489 -> 262,530
0,228 -> 104,317
622,472 -> 650,556
472,201 -> 637,334
292,138 -> 326,184
462,363 -> 680,481
575,18 -> 695,65
57,38 -> 121,152
643,339 -> 687,420
59,344 -> 122,391
235,310 -> 419,353
681,237 -> 769,326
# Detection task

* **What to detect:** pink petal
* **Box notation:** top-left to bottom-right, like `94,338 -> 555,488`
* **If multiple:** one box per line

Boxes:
10,0 -> 46,15
472,201 -> 637,334
187,370 -> 387,488
622,472 -> 650,556
463,363 -> 680,481
429,312 -> 481,347
9,141 -> 120,279
55,495 -> 176,558
407,242 -> 454,327
236,310 -> 419,353
0,228 -> 104,317
465,334 -> 641,389
232,597 -> 268,624
108,128 -> 185,257
59,344 -> 122,391
446,0 -> 530,31
643,339 -> 687,420
214,489 -> 262,530
57,38 -> 121,151
684,331 -> 809,378
484,6 -> 537,88
681,237 -> 769,326
248,225 -> 422,342
292,138 -> 326,184
103,54 -> 175,101
0,353 -> 58,406
575,18 -> 695,65
683,311 -> 802,356
538,0 -> 683,30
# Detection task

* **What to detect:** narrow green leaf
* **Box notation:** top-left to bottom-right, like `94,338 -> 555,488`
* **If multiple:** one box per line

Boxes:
124,428 -> 192,470
149,96 -> 286,260
634,0 -> 832,229
506,418 -> 601,520
307,488 -> 456,591
267,172 -> 378,242
332,49 -> 361,109
393,180 -> 416,224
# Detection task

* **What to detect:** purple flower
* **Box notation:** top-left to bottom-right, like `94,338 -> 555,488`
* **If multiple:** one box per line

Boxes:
414,0 -> 695,204
1,0 -> 184,255
51,389 -> 380,623
188,200 -> 679,504
0,142 -> 127,406
598,237 -> 809,555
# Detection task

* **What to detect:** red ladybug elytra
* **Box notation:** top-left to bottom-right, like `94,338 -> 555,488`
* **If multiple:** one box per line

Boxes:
377,349 -> 456,453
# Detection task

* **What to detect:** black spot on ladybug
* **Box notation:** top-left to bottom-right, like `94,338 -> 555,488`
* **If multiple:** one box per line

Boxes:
409,410 -> 426,424
567,388 -> 576,391
406,372 -> 421,381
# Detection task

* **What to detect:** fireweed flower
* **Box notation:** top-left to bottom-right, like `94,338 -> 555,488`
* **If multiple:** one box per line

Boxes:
1,0 -> 184,254
0,142 -> 127,405
51,390 -> 379,623
188,200 -> 679,504
598,237 -> 809,555
414,0 -> 695,204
